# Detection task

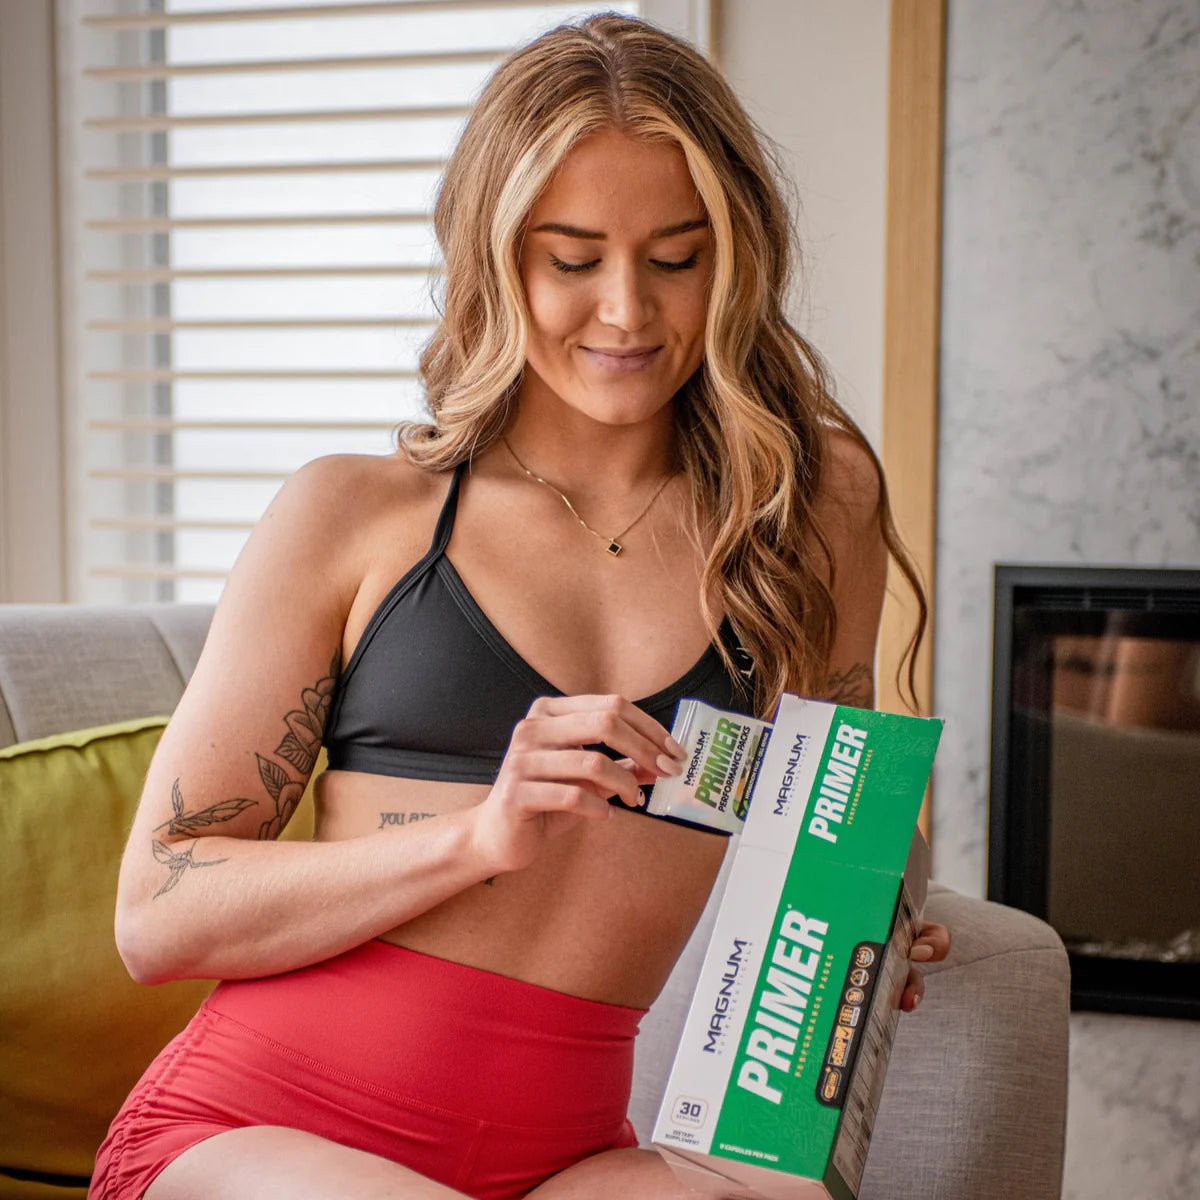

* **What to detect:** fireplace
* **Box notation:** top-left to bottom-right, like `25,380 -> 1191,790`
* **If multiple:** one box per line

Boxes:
989,565 -> 1200,1019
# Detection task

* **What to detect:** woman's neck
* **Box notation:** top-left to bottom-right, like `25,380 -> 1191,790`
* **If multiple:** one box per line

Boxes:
500,387 -> 678,498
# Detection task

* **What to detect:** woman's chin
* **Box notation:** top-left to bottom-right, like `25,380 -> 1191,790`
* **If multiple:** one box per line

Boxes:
563,398 -> 676,428
548,379 -> 683,425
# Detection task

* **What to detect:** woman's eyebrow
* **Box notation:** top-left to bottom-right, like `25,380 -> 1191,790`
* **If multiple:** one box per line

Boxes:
529,218 -> 710,240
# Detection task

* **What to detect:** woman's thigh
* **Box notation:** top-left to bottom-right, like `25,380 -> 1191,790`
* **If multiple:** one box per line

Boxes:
144,1125 -> 470,1200
527,1147 -> 707,1199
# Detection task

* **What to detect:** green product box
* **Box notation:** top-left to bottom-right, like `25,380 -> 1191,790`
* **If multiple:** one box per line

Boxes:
652,693 -> 943,1199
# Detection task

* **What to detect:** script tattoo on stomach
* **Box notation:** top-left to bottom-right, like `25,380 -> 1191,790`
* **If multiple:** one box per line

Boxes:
378,811 -> 437,829
150,653 -> 340,898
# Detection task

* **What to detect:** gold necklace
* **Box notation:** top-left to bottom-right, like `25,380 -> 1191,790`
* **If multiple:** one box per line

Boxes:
501,436 -> 675,557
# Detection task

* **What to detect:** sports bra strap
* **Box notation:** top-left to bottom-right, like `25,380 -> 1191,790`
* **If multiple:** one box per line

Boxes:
429,459 -> 468,558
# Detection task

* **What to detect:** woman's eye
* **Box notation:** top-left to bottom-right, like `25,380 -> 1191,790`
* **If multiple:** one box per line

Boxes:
548,253 -> 700,275
652,254 -> 700,272
550,256 -> 598,274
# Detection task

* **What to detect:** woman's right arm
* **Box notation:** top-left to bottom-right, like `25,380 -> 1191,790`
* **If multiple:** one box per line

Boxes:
115,455 -> 678,986
113,455 -> 492,984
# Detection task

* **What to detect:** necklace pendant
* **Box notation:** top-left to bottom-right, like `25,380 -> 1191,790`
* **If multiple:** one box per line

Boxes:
606,540 -> 623,557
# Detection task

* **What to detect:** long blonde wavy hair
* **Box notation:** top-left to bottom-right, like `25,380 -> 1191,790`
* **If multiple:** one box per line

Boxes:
394,12 -> 927,719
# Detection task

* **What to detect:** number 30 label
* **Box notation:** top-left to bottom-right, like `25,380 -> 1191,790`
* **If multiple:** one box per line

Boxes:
673,1096 -> 708,1127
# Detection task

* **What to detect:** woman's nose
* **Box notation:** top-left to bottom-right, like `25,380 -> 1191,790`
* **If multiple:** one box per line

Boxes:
597,262 -> 654,331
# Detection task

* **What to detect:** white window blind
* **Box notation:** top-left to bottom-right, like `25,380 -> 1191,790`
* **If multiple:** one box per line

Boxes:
58,0 -> 666,604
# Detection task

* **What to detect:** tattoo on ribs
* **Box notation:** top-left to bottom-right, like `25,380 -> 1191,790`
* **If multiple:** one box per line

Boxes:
821,662 -> 874,707
150,652 -> 341,895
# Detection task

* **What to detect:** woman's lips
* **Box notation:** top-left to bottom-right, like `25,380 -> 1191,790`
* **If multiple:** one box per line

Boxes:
579,346 -> 662,374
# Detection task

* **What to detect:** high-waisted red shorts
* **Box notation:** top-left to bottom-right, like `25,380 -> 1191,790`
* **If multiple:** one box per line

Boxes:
89,940 -> 647,1200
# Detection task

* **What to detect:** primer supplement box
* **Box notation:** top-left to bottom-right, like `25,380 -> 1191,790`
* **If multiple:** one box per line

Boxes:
652,694 -> 943,1200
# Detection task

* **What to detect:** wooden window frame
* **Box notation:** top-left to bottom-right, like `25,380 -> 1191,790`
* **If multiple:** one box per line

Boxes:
878,0 -> 947,837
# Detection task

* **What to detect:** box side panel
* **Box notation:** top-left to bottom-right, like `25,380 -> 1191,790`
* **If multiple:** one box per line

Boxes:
826,859 -> 926,1195
652,842 -> 792,1154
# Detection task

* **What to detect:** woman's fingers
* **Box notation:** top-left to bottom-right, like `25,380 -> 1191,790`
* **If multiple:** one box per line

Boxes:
612,756 -> 661,787
480,694 -> 688,876
902,923 -> 950,1013
511,780 -> 614,822
900,966 -> 925,1013
522,711 -> 667,779
510,748 -> 646,809
909,921 -> 951,963
525,694 -> 685,774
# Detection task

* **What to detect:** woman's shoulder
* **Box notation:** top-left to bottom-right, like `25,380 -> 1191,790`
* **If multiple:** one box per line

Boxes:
279,451 -> 458,538
811,426 -> 883,535
260,452 -> 457,592
284,450 -> 447,507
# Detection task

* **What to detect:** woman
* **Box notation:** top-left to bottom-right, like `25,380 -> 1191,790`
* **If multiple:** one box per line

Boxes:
91,13 -> 948,1200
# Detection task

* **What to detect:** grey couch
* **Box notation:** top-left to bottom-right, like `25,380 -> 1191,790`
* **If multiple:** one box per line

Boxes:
0,604 -> 1071,1198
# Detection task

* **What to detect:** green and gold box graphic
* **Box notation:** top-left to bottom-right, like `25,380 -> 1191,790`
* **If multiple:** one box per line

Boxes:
652,694 -> 943,1200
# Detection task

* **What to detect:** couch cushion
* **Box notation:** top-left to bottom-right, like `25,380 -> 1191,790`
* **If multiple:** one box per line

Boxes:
0,716 -> 318,1188
0,605 -> 213,748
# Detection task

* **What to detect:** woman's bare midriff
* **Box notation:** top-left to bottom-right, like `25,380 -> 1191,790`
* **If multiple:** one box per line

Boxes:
306,453 -> 731,1009
313,766 -> 729,1010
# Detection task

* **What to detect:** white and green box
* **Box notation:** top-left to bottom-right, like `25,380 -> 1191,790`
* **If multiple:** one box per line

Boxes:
652,694 -> 943,1200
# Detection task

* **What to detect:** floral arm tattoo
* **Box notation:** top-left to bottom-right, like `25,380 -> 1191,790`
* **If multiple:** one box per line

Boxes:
820,662 -> 874,708
150,652 -> 341,897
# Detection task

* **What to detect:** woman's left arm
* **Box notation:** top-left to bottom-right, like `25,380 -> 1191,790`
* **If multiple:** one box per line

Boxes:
809,428 -> 949,1013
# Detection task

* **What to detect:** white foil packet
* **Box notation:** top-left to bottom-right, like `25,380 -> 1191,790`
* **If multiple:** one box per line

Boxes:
648,699 -> 772,834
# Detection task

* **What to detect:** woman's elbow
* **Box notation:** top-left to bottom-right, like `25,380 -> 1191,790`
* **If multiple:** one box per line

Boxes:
114,896 -> 190,986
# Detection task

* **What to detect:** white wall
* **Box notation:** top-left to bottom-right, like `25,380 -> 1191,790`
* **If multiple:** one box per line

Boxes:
716,0 -> 891,448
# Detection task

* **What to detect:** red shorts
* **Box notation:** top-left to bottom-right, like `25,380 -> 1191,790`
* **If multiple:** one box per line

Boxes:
89,940 -> 646,1200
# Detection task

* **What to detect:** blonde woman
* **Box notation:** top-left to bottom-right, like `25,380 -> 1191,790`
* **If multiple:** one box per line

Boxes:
91,14 -> 949,1200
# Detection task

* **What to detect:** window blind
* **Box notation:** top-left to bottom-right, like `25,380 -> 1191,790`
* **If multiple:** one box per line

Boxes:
58,0 -> 655,603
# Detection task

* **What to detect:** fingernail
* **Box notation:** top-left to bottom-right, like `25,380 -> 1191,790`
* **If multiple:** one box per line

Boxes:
910,943 -> 934,961
912,992 -> 922,1010
666,735 -> 686,757
656,753 -> 683,776
637,789 -> 647,807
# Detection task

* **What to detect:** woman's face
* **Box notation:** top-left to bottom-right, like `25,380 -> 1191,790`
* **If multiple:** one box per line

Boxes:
518,127 -> 713,428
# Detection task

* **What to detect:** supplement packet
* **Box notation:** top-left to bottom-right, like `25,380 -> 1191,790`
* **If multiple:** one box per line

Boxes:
648,699 -> 772,835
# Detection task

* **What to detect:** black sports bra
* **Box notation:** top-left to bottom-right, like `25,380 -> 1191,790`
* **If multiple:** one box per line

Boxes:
323,459 -> 757,811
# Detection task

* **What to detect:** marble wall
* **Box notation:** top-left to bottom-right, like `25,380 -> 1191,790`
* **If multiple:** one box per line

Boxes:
935,1 -> 1200,1196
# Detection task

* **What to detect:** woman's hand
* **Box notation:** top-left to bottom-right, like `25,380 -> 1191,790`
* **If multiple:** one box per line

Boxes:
900,921 -> 951,1013
469,693 -> 686,876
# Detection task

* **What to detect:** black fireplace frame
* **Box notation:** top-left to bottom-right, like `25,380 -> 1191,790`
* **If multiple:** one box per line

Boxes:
989,563 -> 1200,1020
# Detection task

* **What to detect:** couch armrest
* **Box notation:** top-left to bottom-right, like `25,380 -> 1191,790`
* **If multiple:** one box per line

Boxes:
862,886 -> 1070,1199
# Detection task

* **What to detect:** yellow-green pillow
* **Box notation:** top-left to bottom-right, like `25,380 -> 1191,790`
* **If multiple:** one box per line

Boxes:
0,717 -> 319,1190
